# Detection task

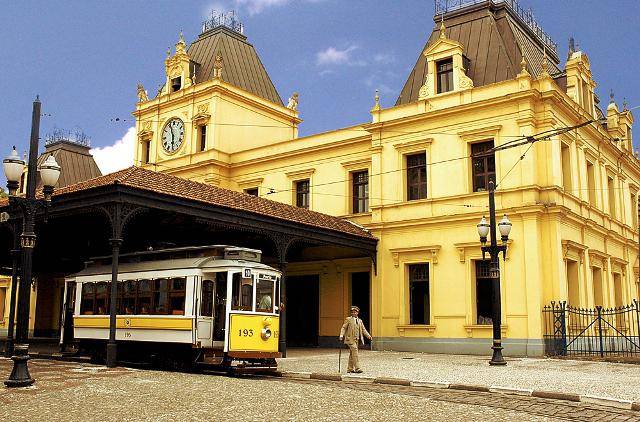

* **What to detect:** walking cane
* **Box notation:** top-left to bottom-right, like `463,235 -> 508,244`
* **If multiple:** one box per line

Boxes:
338,341 -> 342,373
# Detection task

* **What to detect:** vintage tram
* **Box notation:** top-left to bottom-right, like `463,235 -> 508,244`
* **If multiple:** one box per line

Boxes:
60,245 -> 281,370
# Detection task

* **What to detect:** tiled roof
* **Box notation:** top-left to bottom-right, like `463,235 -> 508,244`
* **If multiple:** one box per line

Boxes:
47,167 -> 374,240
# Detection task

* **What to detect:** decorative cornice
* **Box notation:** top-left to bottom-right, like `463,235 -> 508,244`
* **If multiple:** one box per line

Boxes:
389,245 -> 441,267
285,168 -> 316,179
457,125 -> 502,142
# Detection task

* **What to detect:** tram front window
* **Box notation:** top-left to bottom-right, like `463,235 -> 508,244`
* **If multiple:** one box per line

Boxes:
231,273 -> 253,311
256,279 -> 274,313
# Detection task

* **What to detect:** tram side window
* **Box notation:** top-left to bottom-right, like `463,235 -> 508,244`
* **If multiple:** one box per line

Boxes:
168,277 -> 186,315
94,282 -> 109,315
119,281 -> 137,315
255,279 -> 274,313
153,279 -> 169,315
201,279 -> 214,316
232,273 -> 253,311
137,280 -> 152,314
81,283 -> 96,315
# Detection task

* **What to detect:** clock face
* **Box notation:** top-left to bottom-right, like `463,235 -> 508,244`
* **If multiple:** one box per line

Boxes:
161,118 -> 185,153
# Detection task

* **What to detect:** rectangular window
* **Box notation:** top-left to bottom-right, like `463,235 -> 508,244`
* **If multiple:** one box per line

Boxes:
152,279 -> 169,315
409,264 -> 430,325
471,141 -> 496,192
81,283 -> 96,315
406,153 -> 427,200
561,143 -> 572,191
231,272 -> 253,311
244,187 -> 259,196
199,125 -> 207,152
142,141 -> 150,164
586,160 -> 596,205
94,282 -> 109,315
171,77 -> 182,92
200,279 -> 214,317
137,280 -> 152,314
608,176 -> 616,218
119,281 -> 137,315
475,260 -> 494,325
436,58 -> 454,93
352,170 -> 369,213
255,278 -> 274,313
295,179 -> 310,209
168,277 -> 186,315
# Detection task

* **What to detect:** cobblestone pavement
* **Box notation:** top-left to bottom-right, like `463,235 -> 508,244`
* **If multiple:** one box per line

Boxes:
1,358 -> 638,421
278,348 -> 640,401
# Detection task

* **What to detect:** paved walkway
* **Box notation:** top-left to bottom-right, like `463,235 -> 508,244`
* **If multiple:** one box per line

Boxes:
2,358 -> 638,421
278,348 -> 640,402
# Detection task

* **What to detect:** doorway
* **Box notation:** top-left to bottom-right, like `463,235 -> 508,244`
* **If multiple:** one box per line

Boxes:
350,272 -> 370,335
286,275 -> 319,347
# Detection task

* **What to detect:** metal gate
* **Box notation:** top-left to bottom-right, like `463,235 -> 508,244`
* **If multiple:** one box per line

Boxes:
543,301 -> 640,357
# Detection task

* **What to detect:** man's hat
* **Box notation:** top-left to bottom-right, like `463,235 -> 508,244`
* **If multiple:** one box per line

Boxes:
350,306 -> 360,312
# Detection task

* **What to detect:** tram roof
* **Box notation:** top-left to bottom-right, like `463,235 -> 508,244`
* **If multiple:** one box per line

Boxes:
69,256 -> 278,279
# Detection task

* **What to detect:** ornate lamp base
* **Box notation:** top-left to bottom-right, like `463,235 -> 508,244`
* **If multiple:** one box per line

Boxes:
489,341 -> 507,366
4,344 -> 34,388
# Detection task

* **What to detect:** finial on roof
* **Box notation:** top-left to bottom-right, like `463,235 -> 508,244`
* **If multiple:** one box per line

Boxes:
175,31 -> 187,54
519,47 -> 528,74
610,89 -> 615,104
137,82 -> 149,103
568,37 -> 575,60
623,97 -> 628,110
167,46 -> 171,58
439,21 -> 446,39
540,46 -> 549,75
635,148 -> 639,159
372,89 -> 381,111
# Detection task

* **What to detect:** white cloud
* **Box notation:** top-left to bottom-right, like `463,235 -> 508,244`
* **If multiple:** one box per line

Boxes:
373,53 -> 396,65
316,45 -> 360,66
90,127 -> 135,175
205,0 -> 325,16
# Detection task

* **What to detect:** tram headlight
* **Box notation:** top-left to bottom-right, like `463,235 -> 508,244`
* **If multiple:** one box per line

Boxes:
261,327 -> 272,340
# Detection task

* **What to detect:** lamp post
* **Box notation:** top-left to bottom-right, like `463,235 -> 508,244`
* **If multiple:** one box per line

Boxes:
476,180 -> 511,366
3,96 -> 61,387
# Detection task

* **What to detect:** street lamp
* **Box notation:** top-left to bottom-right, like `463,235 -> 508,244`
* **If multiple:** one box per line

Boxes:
476,180 -> 511,366
3,96 -> 61,388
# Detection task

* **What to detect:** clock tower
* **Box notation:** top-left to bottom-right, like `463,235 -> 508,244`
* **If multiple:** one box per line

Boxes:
133,12 -> 301,187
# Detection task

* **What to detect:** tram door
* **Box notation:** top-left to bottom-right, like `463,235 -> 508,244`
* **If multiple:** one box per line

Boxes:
60,281 -> 76,349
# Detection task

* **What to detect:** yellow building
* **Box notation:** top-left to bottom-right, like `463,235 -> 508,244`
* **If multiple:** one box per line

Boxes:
133,4 -> 638,355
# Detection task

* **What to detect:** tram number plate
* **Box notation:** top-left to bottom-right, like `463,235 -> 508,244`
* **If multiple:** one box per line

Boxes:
238,329 -> 254,337
123,331 -> 132,338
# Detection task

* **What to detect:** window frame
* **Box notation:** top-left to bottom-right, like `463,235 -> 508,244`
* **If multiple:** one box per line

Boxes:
408,263 -> 430,325
198,125 -> 207,152
244,187 -> 259,196
436,58 -> 454,94
295,179 -> 310,209
474,260 -> 494,325
351,170 -> 369,214
471,141 -> 496,192
406,152 -> 427,201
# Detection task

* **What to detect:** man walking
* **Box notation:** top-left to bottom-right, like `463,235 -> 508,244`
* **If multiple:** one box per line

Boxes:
339,306 -> 372,373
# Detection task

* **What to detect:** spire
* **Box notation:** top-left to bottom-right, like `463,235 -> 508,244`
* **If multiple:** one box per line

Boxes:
610,89 -> 615,104
371,89 -> 381,112
175,31 -> 187,55
518,47 -> 528,75
540,46 -> 549,76
439,21 -> 446,39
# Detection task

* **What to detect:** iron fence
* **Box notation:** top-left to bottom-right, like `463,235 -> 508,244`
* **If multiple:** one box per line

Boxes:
543,301 -> 640,357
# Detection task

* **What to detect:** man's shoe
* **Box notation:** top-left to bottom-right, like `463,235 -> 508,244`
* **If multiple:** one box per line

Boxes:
347,370 -> 353,373
354,369 -> 363,373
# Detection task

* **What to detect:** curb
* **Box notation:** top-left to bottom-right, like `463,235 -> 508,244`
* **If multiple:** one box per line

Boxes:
278,370 -> 639,412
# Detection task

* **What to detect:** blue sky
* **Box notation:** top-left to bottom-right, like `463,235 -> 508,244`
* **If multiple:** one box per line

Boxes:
0,0 -> 638,186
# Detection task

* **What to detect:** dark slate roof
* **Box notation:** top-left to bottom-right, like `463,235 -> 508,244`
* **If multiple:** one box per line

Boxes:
36,141 -> 102,189
188,26 -> 283,106
396,2 -> 562,105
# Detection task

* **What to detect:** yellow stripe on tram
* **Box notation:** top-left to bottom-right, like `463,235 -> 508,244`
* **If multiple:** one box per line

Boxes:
74,316 -> 192,331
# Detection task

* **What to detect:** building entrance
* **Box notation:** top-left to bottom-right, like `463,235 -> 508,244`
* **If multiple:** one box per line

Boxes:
350,272 -> 370,333
286,275 -> 319,347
